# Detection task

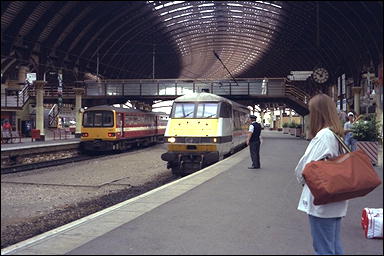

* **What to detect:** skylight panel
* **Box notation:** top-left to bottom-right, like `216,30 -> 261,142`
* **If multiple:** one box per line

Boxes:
168,5 -> 193,14
165,1 -> 185,7
155,5 -> 164,10
256,1 -> 282,8
176,18 -> 191,24
198,3 -> 214,7
227,3 -> 243,7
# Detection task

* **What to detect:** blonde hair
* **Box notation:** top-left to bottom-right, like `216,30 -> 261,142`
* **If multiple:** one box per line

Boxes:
308,93 -> 344,138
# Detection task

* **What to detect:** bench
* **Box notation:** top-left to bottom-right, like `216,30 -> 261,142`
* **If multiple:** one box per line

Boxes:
1,131 -> 22,144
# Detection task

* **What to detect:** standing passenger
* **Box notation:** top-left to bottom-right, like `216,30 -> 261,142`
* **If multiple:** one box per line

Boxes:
2,119 -> 12,134
246,115 -> 262,169
294,93 -> 347,255
343,112 -> 357,151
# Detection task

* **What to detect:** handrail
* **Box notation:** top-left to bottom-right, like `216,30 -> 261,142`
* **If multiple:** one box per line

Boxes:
48,104 -> 59,127
285,85 -> 310,105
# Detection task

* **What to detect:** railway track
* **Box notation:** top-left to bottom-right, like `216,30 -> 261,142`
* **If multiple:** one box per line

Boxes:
1,141 -> 162,174
0,143 -> 177,249
1,142 -> 81,174
1,155 -> 99,174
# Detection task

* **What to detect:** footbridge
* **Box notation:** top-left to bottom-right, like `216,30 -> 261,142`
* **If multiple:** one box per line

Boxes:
2,78 -> 309,116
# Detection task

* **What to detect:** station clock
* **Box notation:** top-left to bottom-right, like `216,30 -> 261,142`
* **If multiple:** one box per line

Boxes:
312,67 -> 330,84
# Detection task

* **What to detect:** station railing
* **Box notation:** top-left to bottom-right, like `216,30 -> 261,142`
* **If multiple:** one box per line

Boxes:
84,78 -> 288,97
1,78 -> 310,108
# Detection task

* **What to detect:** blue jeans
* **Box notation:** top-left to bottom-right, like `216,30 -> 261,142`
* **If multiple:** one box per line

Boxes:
344,132 -> 356,151
308,215 -> 344,255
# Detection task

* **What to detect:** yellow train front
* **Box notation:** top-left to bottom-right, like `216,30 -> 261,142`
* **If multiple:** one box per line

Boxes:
80,105 -> 167,153
161,92 -> 249,176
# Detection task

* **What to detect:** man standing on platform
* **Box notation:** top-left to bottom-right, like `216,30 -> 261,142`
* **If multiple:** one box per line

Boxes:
246,115 -> 262,169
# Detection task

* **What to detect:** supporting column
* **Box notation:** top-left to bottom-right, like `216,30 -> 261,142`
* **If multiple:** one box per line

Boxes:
74,88 -> 85,138
34,80 -> 46,141
279,108 -> 283,128
352,87 -> 362,115
260,111 -> 265,128
18,66 -> 28,86
304,114 -> 310,140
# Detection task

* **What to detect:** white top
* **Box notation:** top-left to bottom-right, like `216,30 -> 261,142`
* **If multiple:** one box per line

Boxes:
248,122 -> 256,133
294,127 -> 348,218
344,121 -> 354,134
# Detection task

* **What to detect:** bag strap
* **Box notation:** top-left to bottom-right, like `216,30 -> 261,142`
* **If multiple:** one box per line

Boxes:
330,130 -> 351,153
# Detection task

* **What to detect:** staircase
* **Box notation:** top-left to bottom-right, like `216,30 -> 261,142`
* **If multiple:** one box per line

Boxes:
47,104 -> 75,128
284,84 -> 311,116
48,104 -> 59,128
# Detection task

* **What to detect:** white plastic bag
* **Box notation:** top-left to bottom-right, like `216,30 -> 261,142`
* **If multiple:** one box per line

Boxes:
361,208 -> 383,239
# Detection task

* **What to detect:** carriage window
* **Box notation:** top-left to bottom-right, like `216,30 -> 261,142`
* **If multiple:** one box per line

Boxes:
172,103 -> 195,118
82,111 -> 114,127
196,103 -> 218,118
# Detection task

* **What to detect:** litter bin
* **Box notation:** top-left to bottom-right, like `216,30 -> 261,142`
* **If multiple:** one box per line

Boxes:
31,129 -> 40,140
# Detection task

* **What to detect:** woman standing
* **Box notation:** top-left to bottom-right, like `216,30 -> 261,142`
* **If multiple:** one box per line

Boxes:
295,93 -> 347,255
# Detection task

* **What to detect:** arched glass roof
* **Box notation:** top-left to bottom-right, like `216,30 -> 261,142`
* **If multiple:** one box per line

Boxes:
1,1 -> 382,84
147,1 -> 283,79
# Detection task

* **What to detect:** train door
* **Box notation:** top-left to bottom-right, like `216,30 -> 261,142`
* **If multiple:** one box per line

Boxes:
154,115 -> 158,135
117,112 -> 124,137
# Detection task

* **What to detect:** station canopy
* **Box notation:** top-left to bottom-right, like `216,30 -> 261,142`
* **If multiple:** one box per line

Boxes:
1,1 -> 382,82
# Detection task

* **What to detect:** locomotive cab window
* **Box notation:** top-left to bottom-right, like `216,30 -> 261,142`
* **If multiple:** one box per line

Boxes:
83,111 -> 114,127
172,103 -> 195,118
196,103 -> 218,118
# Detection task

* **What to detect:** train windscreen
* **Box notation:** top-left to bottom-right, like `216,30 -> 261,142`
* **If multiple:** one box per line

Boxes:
83,111 -> 114,127
172,103 -> 218,118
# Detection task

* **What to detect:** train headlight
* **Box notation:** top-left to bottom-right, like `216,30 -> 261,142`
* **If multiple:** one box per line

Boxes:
108,133 -> 116,137
81,132 -> 89,137
167,137 -> 176,143
213,138 -> 217,143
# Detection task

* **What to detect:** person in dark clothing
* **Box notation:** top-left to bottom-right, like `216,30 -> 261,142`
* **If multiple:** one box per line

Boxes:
246,115 -> 262,169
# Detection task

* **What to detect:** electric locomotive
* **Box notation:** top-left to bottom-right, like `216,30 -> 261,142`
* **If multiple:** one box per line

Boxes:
80,105 -> 167,152
161,92 -> 250,175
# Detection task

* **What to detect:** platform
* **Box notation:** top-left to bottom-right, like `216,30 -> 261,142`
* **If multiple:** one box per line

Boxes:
1,131 -> 383,255
1,137 -> 80,151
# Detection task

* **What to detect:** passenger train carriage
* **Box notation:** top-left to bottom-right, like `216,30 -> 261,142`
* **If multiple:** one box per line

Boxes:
80,105 -> 167,152
161,92 -> 250,176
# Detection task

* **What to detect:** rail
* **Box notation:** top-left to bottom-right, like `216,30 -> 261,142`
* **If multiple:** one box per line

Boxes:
83,78 -> 286,97
1,83 -> 31,108
48,104 -> 59,128
285,84 -> 310,105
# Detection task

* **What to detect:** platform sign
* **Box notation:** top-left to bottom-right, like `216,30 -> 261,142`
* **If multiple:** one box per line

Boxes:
26,73 -> 36,85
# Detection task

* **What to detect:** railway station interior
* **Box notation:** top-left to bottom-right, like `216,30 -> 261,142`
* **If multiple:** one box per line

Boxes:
1,1 -> 383,255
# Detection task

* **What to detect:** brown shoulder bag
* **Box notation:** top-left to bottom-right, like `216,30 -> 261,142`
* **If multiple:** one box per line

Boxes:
302,131 -> 382,205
